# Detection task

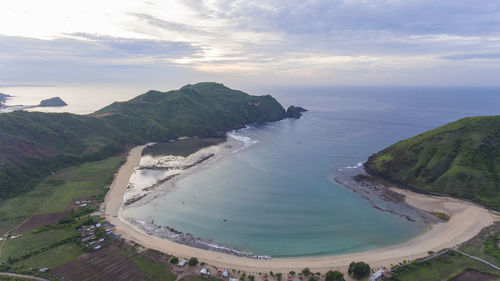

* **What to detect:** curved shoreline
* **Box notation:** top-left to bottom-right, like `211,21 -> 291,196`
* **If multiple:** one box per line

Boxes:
102,145 -> 498,273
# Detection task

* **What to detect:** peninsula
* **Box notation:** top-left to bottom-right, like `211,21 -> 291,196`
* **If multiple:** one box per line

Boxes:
365,116 -> 500,211
0,82 -> 294,199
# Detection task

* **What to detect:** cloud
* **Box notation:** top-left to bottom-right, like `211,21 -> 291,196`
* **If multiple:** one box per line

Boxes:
0,34 -> 200,63
1,0 -> 500,85
440,53 -> 500,60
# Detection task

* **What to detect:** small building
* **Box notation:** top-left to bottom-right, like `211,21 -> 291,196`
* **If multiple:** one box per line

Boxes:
200,268 -> 208,275
96,223 -> 102,227
229,278 -> 239,281
178,259 -> 187,267
94,245 -> 101,250
368,269 -> 386,281
39,268 -> 49,272
222,270 -> 229,277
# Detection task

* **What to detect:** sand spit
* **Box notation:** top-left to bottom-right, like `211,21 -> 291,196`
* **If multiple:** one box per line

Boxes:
102,144 -> 498,274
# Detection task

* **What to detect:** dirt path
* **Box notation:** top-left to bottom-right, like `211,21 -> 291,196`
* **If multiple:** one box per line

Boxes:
0,212 -> 37,258
0,272 -> 50,281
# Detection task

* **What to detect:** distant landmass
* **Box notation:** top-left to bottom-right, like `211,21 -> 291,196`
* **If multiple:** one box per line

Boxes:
0,93 -> 11,107
39,97 -> 67,107
0,95 -> 67,112
365,116 -> 500,210
0,82 -> 302,199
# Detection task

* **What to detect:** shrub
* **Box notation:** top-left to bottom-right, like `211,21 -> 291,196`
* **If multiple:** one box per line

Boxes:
170,256 -> 179,264
325,270 -> 345,281
301,268 -> 311,276
188,257 -> 199,266
348,262 -> 370,280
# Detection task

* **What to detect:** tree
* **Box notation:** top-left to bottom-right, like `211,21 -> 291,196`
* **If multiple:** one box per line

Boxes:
276,273 -> 282,281
301,268 -> 311,276
170,256 -> 179,264
348,262 -> 371,280
240,272 -> 246,281
289,271 -> 296,277
325,270 -> 345,281
188,257 -> 199,266
249,275 -> 255,281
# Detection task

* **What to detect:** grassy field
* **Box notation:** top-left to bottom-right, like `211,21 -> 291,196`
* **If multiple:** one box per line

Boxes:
14,243 -> 83,270
0,154 -> 125,279
0,156 -> 124,232
391,223 -> 500,280
130,254 -> 177,281
1,229 -> 77,263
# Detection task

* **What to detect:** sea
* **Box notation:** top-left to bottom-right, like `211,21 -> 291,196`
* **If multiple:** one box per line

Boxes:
4,84 -> 500,257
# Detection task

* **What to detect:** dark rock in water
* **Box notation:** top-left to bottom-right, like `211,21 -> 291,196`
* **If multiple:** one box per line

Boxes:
286,105 -> 308,118
0,93 -> 11,105
39,97 -> 67,107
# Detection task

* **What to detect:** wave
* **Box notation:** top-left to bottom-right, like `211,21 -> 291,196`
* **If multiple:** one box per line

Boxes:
227,130 -> 259,153
338,162 -> 364,171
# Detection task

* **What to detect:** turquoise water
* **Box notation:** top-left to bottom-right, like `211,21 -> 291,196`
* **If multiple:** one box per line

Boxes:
123,86 -> 500,257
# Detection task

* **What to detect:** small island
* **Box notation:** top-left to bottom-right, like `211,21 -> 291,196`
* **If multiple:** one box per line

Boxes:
39,97 -> 67,107
286,105 -> 308,118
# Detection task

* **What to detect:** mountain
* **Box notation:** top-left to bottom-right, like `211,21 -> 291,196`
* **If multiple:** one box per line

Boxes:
0,82 -> 287,199
365,116 -> 500,210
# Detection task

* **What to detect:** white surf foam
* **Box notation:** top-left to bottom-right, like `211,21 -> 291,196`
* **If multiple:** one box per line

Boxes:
227,130 -> 259,153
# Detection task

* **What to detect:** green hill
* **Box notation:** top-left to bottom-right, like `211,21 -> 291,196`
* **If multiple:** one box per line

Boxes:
365,116 -> 500,210
0,82 -> 287,199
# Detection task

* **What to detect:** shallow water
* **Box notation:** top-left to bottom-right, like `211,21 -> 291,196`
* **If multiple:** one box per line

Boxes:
122,86 -> 500,257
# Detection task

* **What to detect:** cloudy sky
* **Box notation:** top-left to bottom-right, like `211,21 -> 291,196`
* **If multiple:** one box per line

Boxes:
1,0 -> 500,87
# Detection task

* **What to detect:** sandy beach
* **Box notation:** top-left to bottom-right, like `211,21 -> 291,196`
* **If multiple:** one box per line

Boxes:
102,145 -> 498,275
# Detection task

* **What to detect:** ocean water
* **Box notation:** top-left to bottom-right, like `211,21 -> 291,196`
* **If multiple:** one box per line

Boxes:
5,84 -> 500,257
122,86 -> 500,257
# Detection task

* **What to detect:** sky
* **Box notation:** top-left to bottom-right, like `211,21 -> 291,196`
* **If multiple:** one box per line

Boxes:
1,0 -> 500,88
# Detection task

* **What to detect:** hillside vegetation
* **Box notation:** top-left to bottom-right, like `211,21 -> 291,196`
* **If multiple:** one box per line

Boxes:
365,116 -> 500,210
0,82 -> 287,199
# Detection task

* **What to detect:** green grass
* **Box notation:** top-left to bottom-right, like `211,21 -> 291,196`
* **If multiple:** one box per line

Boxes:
0,156 -> 124,231
1,229 -> 76,262
391,223 -> 500,280
391,251 -> 499,281
13,243 -> 83,270
0,276 -> 33,281
130,254 -> 177,281
430,212 -> 450,221
366,115 -> 500,210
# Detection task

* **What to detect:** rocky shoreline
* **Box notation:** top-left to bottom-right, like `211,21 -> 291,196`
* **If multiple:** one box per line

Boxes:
334,164 -> 439,224
127,218 -> 272,260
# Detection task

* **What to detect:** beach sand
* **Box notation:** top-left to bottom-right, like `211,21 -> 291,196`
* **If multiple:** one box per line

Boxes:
102,145 -> 498,276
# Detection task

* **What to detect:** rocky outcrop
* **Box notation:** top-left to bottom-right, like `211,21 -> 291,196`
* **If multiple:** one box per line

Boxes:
39,97 -> 67,107
286,105 -> 308,118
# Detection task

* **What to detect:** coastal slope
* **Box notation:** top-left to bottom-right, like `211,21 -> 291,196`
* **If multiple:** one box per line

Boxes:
0,82 -> 287,199
365,116 -> 500,210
